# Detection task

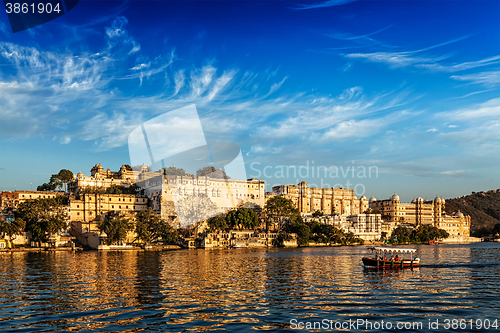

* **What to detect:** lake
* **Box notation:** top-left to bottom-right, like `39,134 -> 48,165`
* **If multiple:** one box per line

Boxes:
1,242 -> 499,332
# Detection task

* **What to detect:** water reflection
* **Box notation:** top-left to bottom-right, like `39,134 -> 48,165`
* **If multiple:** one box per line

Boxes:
0,243 -> 499,332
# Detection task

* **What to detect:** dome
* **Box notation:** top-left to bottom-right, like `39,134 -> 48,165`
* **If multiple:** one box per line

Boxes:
435,195 -> 441,203
417,197 -> 423,202
411,197 -> 416,203
361,195 -> 367,200
77,171 -> 84,179
441,196 -> 445,204
369,195 -> 377,203
456,211 -> 464,218
391,192 -> 400,201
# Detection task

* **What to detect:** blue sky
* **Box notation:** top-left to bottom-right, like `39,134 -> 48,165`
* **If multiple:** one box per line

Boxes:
0,0 -> 499,202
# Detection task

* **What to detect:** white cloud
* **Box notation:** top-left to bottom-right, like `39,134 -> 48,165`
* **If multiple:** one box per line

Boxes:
61,136 -> 71,144
451,70 -> 500,85
321,119 -> 384,140
440,170 -> 467,177
105,16 -> 128,38
439,97 -> 500,120
173,70 -> 185,96
345,51 -> 448,68
293,0 -> 356,10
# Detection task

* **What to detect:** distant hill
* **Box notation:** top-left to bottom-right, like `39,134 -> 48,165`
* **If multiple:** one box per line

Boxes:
445,189 -> 500,236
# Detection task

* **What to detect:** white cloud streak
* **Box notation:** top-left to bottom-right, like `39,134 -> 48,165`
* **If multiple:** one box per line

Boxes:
293,0 -> 356,10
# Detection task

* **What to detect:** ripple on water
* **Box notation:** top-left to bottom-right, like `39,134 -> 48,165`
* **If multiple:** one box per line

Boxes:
0,243 -> 499,332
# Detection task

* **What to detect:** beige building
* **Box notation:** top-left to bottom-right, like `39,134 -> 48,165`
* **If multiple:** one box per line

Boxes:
272,181 -> 369,215
68,163 -> 160,194
304,213 -> 382,241
369,193 -> 470,237
137,173 -> 266,223
201,230 -> 296,248
1,191 -> 63,211
69,193 -> 148,223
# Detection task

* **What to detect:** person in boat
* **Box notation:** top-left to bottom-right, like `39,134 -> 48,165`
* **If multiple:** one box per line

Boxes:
395,255 -> 399,261
383,255 -> 387,261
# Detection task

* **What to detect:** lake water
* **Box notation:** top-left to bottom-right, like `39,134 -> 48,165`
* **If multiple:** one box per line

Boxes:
1,242 -> 499,332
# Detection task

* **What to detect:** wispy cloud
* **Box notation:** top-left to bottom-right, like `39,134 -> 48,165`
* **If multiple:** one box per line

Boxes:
342,35 -> 500,76
451,70 -> 500,86
345,50 -> 449,68
292,0 -> 356,10
438,97 -> 500,121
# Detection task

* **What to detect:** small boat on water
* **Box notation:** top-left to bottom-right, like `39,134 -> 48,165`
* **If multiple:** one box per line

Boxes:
362,246 -> 420,268
428,240 -> 439,245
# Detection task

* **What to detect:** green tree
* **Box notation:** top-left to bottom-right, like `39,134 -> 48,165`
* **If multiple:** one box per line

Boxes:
0,217 -> 26,243
97,214 -> 133,245
37,183 -> 56,191
135,208 -> 178,244
38,169 -> 74,192
15,197 -> 68,243
136,208 -> 165,244
312,210 -> 324,217
391,225 -> 412,243
492,223 -> 500,235
264,196 -> 300,232
226,207 -> 259,230
196,166 -> 230,179
207,214 -> 228,232
272,232 -> 292,247
57,169 -> 74,192
163,166 -> 187,176
285,220 -> 311,246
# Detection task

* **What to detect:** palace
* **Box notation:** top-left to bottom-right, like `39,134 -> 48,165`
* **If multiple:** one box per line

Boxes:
136,172 -> 265,225
68,163 -> 159,194
272,181 -> 369,215
369,193 -> 471,237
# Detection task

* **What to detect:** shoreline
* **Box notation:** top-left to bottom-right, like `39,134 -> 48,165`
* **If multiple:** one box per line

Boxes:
0,237 -> 484,253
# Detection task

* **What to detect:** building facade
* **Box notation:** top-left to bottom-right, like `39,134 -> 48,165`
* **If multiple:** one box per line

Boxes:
69,193 -> 148,223
272,181 -> 369,215
136,173 -> 266,225
1,191 -> 64,214
68,163 -> 159,194
369,193 -> 470,237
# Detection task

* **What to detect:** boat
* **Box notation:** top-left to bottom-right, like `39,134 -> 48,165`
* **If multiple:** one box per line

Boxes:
428,240 -> 438,245
232,245 -> 249,249
362,246 -> 420,268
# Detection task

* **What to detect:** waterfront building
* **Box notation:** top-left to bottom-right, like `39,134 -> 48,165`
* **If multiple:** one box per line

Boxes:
303,214 -> 382,241
369,193 -> 470,237
69,193 -> 148,223
136,172 -> 266,225
0,190 -> 63,213
272,181 -> 369,215
201,230 -> 296,248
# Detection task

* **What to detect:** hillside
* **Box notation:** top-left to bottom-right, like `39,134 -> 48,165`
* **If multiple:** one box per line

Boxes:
445,189 -> 500,236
